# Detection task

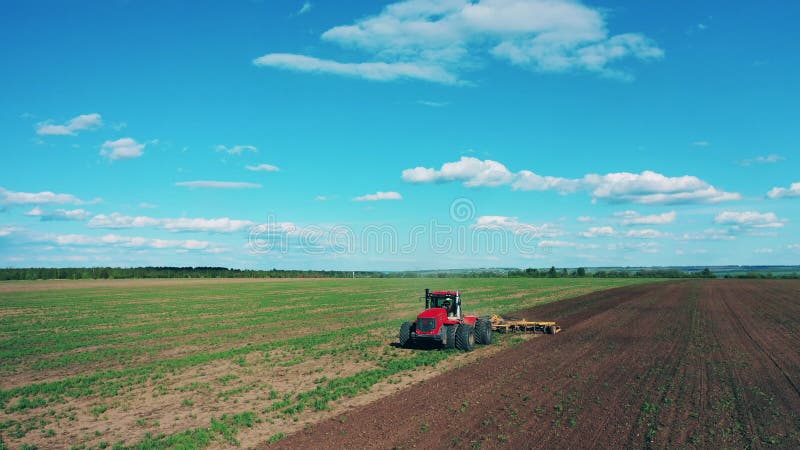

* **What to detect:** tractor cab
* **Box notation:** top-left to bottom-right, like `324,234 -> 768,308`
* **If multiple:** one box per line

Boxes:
424,289 -> 461,319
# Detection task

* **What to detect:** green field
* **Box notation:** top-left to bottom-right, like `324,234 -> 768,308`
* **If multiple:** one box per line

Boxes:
0,277 -> 652,449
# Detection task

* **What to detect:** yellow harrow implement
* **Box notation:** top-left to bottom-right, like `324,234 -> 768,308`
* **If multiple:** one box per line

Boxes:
490,314 -> 561,334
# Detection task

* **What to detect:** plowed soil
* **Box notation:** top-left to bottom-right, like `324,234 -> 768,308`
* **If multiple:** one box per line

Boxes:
272,280 -> 800,449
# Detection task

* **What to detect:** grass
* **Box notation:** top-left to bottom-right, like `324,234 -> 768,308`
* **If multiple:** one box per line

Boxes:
0,277 -> 652,448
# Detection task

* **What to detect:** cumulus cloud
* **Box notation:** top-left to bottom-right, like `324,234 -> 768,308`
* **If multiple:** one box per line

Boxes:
402,156 -> 514,187
625,229 -> 670,239
615,210 -> 676,225
48,233 -> 210,250
25,207 -> 91,221
353,191 -> 403,201
714,211 -> 786,229
767,182 -> 800,199
246,163 -> 280,172
678,228 -> 735,241
36,113 -> 102,136
473,216 -> 561,237
579,226 -> 616,238
175,181 -> 262,189
402,158 -> 739,205
216,145 -> 258,155
0,187 -> 96,206
161,218 -> 255,233
88,213 -> 161,229
101,138 -> 145,160
89,213 -> 255,233
255,0 -> 663,84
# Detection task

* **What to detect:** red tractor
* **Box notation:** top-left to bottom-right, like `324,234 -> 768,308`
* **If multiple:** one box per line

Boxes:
398,289 -> 492,352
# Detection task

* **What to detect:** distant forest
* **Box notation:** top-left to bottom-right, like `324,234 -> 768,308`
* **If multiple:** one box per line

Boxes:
0,266 -> 797,281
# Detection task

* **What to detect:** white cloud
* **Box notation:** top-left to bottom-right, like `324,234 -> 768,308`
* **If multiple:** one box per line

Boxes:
788,244 -> 800,252
0,226 -> 23,237
88,213 -> 161,229
767,182 -> 800,199
255,0 -> 663,84
512,171 -> 582,193
754,248 -> 773,254
579,226 -> 616,238
679,228 -> 735,241
161,217 -> 255,233
738,154 -> 784,166
25,207 -> 91,221
353,191 -> 403,201
675,248 -> 708,255
608,242 -> 660,253
403,158 -> 739,204
417,100 -> 449,107
36,113 -> 102,136
473,216 -> 561,237
175,181 -> 262,189
538,240 -> 599,249
216,145 -> 258,155
582,171 -> 740,204
139,202 -> 157,209
615,210 -> 676,225
246,163 -> 280,172
254,53 -> 460,84
315,195 -> 328,201
714,211 -> 786,229
692,140 -> 711,147
48,233 -> 210,250
0,187 -> 95,206
298,1 -> 312,15
625,229 -> 669,239
577,216 -> 595,223
89,213 -> 255,233
402,156 -> 514,187
101,137 -> 145,160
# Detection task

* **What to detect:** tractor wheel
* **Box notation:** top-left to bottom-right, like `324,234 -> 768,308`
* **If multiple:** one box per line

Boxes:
399,322 -> 413,348
546,325 -> 554,335
444,325 -> 456,349
455,324 -> 475,352
475,318 -> 493,345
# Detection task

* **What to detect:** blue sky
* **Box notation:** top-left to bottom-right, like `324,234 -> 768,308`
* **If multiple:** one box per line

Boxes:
1,0 -> 798,270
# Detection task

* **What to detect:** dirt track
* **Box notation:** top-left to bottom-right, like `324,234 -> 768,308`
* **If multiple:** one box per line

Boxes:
271,280 -> 800,449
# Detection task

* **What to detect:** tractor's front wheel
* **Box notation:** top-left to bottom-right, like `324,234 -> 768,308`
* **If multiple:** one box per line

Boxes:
475,317 -> 492,345
444,325 -> 456,349
455,324 -> 475,352
399,322 -> 413,348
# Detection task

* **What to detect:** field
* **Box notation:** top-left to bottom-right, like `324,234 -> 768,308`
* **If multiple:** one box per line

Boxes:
0,277 -> 648,449
280,279 -> 800,449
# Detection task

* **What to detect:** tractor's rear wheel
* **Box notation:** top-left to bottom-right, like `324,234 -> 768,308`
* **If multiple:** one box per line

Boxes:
399,322 -> 413,348
455,324 -> 475,352
475,318 -> 492,345
444,325 -> 456,349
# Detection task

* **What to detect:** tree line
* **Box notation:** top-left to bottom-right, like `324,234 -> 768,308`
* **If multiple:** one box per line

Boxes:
508,267 -> 717,278
0,267 -> 377,281
3,266 -> 796,281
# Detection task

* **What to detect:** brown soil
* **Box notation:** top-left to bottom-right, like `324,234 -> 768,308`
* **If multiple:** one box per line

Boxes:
270,280 -> 800,449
